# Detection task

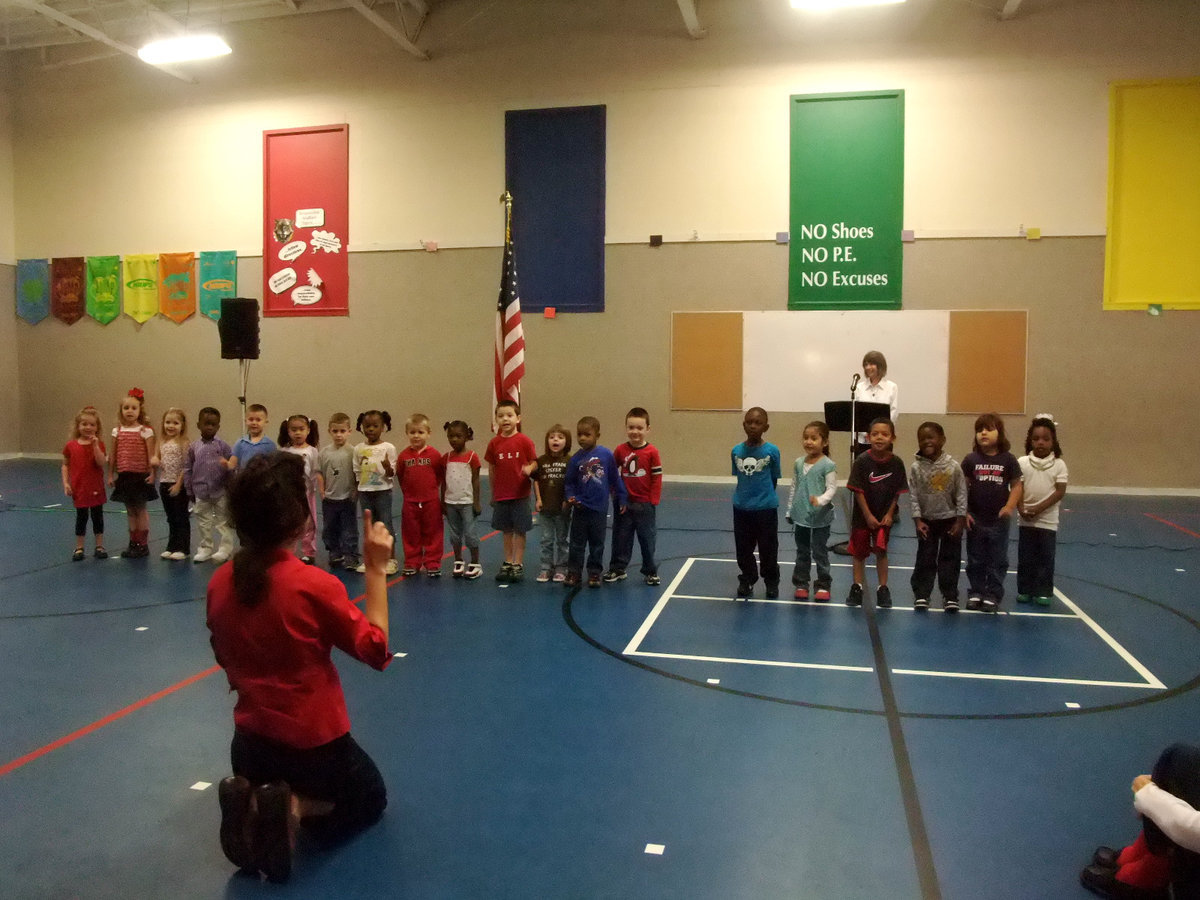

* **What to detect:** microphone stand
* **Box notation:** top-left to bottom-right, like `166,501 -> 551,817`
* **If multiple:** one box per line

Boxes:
832,372 -> 860,557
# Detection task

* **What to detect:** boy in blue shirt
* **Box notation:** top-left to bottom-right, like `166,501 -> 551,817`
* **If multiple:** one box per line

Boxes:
564,416 -> 627,588
731,407 -> 781,598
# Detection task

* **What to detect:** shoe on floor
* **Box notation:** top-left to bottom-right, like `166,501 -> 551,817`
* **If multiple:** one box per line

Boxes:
169,551 -> 187,560
944,598 -> 960,613
452,560 -> 466,578
965,596 -> 982,611
496,563 -> 514,583
563,572 -> 580,587
588,573 -> 602,588
425,567 -> 441,577
400,566 -> 418,576
218,776 -> 255,872
644,574 -> 661,586
1092,846 -> 1121,869
553,571 -> 567,583
914,597 -> 929,610
736,579 -> 753,599
1036,595 -> 1053,607
93,547 -> 108,560
1077,863 -> 1160,899
536,569 -> 552,583
160,550 -> 174,559
846,583 -> 864,607
794,585 -> 809,600
355,562 -> 368,574
193,548 -> 214,563
385,559 -> 399,575
876,585 -> 892,608
509,564 -> 524,582
814,587 -> 831,602
252,781 -> 296,884
300,556 -> 315,565
1016,594 -> 1031,603
343,558 -> 360,571
981,597 -> 998,613
765,583 -> 779,599
464,563 -> 482,580
72,548 -> 85,562
210,551 -> 230,564
602,569 -> 627,583
329,555 -> 344,568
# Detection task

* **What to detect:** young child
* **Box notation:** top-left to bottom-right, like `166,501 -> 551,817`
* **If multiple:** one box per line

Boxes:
397,413 -> 444,577
228,404 -> 276,472
606,407 -> 663,586
731,407 -> 781,599
961,412 -> 1023,613
484,400 -> 538,583
354,410 -> 399,575
157,407 -> 191,560
108,387 -> 158,558
785,420 -> 836,602
564,417 -> 627,588
186,407 -> 234,564
909,421 -> 966,612
318,412 -> 359,571
61,406 -> 108,560
846,417 -> 908,608
279,414 -> 320,564
442,420 -> 483,580
533,424 -> 571,583
1017,415 -> 1068,606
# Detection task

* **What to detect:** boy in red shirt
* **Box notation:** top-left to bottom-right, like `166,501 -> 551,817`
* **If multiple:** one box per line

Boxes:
604,406 -> 663,585
484,400 -> 537,582
396,413 -> 444,576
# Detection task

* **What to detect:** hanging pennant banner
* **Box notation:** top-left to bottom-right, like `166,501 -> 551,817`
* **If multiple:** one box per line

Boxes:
51,257 -> 86,325
123,254 -> 159,323
159,251 -> 196,323
86,256 -> 122,325
198,251 -> 237,321
16,258 -> 51,324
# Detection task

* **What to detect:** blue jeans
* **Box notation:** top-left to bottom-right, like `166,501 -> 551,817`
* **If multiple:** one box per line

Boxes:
358,490 -> 395,543
791,523 -> 831,589
539,510 -> 569,573
609,502 -> 658,575
568,506 -> 607,576
322,497 -> 359,562
966,517 -> 1010,600
445,504 -> 480,557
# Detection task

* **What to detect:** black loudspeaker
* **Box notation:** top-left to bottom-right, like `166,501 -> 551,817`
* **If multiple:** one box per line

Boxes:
218,298 -> 260,360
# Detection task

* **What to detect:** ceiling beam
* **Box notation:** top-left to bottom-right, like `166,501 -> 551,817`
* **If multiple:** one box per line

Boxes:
344,0 -> 429,59
8,0 -> 196,81
676,0 -> 707,39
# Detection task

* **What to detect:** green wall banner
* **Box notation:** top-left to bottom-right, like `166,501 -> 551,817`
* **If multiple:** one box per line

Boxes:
788,90 -> 904,310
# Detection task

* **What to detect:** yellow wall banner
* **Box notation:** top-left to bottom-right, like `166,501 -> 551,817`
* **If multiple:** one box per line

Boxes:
123,254 -> 158,323
159,251 -> 196,323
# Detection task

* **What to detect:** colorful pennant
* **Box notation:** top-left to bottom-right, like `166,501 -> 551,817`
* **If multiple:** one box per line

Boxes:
16,259 -> 50,324
123,254 -> 158,323
51,257 -> 86,325
159,252 -> 196,323
198,251 -> 237,321
86,256 -> 121,325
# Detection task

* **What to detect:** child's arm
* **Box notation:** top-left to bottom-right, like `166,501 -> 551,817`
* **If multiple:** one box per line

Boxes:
61,454 -> 72,496
1022,481 -> 1067,520
785,462 -> 798,524
168,442 -> 186,496
881,496 -> 900,528
813,470 -> 836,508
144,432 -> 158,483
471,461 -> 481,515
999,478 -> 1023,519
533,476 -> 544,512
317,469 -> 327,498
648,447 -> 663,506
107,434 -> 118,485
93,439 -> 107,469
854,490 -> 880,530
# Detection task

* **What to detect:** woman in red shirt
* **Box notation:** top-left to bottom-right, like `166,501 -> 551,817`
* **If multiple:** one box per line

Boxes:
207,452 -> 393,883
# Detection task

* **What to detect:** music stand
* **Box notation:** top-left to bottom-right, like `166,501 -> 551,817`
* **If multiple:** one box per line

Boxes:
824,399 -> 891,555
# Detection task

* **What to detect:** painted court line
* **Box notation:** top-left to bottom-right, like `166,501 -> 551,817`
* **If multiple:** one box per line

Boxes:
1145,513 -> 1200,541
631,649 -> 873,673
888,668 -> 1159,689
622,557 -> 695,656
1052,587 -> 1166,689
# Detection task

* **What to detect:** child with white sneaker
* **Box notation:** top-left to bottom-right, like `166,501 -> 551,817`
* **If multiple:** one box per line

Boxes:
441,420 -> 482,580
157,407 -> 191,560
186,407 -> 234,564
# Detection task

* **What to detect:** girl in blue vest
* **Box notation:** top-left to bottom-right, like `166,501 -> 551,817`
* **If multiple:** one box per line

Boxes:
785,421 -> 837,601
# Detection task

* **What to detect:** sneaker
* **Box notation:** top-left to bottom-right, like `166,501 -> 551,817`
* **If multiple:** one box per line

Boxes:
943,598 -> 960,613
509,564 -> 524,582
536,569 -> 552,583
602,569 -> 627,583
211,551 -> 230,564
981,597 -> 998,613
914,597 -> 929,610
1035,595 -> 1053,607
193,548 -> 213,563
329,555 -> 344,568
386,559 -> 399,575
765,583 -> 779,599
344,558 -> 361,572
355,562 -> 367,574
425,567 -> 441,578
814,588 -> 831,602
496,563 -> 514,583
965,596 -> 982,611
464,563 -> 483,580
169,551 -> 187,561
644,574 -> 661,586
400,566 -> 418,576
563,572 -> 580,587
553,571 -> 567,583
160,550 -> 174,559
93,547 -> 108,560
876,585 -> 892,608
846,583 -> 864,607
72,548 -> 85,562
794,585 -> 809,600
736,579 -> 753,599
588,573 -> 602,588
1016,594 -> 1031,604
452,560 -> 466,578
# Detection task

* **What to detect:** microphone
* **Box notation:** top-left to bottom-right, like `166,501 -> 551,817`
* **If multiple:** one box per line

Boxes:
851,373 -> 860,393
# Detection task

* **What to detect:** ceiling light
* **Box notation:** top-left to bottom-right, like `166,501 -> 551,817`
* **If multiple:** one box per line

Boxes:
791,0 -> 906,9
137,34 -> 231,65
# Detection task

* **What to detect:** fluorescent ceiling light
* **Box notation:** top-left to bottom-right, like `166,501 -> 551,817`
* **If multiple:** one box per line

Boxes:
791,0 -> 906,9
137,34 -> 232,65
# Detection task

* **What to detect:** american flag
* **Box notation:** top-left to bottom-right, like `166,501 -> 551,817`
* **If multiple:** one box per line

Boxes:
494,224 -> 525,406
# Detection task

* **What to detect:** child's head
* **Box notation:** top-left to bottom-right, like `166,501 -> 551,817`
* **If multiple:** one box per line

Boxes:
742,407 -> 769,444
229,452 -> 311,607
625,407 -> 650,447
245,403 -> 268,438
443,420 -> 474,453
406,413 -> 432,449
867,417 -> 895,454
198,407 -> 221,440
357,410 -> 392,442
802,420 -> 830,458
973,412 -> 1009,454
71,406 -> 101,440
161,407 -> 187,441
545,424 -> 572,457
328,412 -> 352,447
280,414 -> 318,448
495,400 -> 521,435
119,387 -> 148,427
916,421 -> 946,460
862,350 -> 888,382
576,416 -> 601,452
1025,415 -> 1062,459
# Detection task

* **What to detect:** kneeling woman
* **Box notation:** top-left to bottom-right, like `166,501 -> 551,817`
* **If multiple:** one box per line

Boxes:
207,452 -> 393,882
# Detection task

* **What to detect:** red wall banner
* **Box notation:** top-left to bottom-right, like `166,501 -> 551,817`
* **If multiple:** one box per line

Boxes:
262,124 -> 350,317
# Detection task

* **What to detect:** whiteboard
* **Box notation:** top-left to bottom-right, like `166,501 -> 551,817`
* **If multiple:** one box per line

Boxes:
741,310 -> 950,415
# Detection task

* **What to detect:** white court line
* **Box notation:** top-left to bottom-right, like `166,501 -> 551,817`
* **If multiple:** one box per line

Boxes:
889,668 -> 1160,689
631,649 -> 873,674
671,592 -> 1077,617
622,558 -> 696,656
1052,587 -> 1166,689
690,557 -> 1019,575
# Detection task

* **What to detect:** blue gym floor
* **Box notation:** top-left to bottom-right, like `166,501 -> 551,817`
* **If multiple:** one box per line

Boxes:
1,457 -> 1198,899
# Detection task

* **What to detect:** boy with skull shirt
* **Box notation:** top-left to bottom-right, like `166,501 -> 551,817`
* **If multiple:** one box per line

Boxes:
731,407 -> 782,599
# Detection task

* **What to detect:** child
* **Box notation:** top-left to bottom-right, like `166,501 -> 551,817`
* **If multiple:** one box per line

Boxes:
279,414 -> 320,564
108,387 -> 158,558
442,420 -> 482,580
1017,415 -> 1068,606
605,407 -> 663,586
397,413 -> 444,576
785,420 -> 836,602
533,424 -> 571,583
731,407 -> 781,599
186,407 -> 234,564
353,410 -> 399,576
961,412 -> 1023,613
484,400 -> 538,583
909,421 -> 966,612
846,417 -> 908,608
228,404 -> 276,472
61,406 -> 108,560
157,407 -> 191,560
318,412 -> 359,571
564,417 -> 627,588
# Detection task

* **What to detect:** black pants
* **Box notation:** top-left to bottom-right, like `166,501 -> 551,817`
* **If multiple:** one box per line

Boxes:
160,489 -> 191,554
568,506 -> 608,576
911,518 -> 961,601
733,507 -> 779,587
1144,743 -> 1200,891
1016,526 -> 1056,598
231,729 -> 387,846
74,505 -> 104,537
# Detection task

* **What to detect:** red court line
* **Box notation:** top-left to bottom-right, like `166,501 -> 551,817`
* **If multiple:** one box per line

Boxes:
1144,513 -> 1200,540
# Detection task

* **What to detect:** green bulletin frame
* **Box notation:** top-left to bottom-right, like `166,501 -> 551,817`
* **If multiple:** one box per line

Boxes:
788,90 -> 904,310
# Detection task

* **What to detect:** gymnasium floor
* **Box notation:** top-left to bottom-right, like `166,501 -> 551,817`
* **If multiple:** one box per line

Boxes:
1,456 -> 1198,899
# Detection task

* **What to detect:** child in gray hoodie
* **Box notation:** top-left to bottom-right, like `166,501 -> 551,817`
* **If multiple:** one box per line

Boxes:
909,422 -> 967,611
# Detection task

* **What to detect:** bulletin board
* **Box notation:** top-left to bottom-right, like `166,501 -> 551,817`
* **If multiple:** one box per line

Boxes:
946,310 -> 1026,414
671,312 -> 743,410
